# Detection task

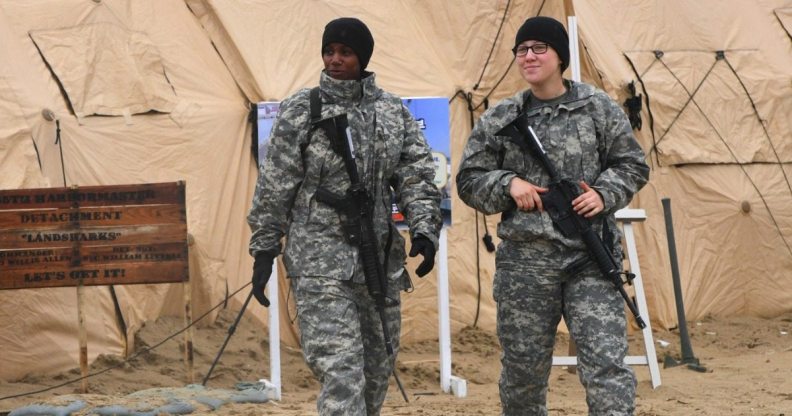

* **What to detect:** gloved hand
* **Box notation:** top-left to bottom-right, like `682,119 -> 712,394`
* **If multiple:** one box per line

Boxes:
409,236 -> 436,277
251,252 -> 275,306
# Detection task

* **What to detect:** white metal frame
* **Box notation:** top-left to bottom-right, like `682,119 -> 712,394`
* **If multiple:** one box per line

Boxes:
568,16 -> 582,82
551,209 -> 662,389
262,228 -> 471,400
561,16 -> 661,389
259,265 -> 281,400
437,227 -> 468,397
257,216 -> 661,395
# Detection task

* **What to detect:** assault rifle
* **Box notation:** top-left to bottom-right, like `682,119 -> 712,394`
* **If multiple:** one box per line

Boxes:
496,118 -> 647,329
312,113 -> 408,400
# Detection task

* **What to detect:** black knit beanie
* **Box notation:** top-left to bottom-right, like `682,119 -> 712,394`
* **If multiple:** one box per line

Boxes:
321,17 -> 374,71
513,16 -> 570,71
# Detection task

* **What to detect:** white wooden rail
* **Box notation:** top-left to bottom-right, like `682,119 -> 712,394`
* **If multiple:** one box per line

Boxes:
551,208 -> 662,389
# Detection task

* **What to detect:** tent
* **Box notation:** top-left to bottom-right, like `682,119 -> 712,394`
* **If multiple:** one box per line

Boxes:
1,0 -> 790,381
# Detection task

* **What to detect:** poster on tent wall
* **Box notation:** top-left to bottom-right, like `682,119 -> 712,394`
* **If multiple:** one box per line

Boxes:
399,97 -> 451,227
257,102 -> 280,163
256,98 -> 451,227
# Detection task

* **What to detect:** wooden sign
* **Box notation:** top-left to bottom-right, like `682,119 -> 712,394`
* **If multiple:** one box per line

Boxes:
0,182 -> 188,290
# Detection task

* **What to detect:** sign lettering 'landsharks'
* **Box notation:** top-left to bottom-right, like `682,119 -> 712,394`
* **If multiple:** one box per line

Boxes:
0,182 -> 189,290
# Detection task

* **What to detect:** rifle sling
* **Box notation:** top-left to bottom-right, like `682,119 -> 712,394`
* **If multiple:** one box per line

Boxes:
309,87 -> 394,280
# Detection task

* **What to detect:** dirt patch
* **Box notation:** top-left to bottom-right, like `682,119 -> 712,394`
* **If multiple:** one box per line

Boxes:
1,310 -> 791,415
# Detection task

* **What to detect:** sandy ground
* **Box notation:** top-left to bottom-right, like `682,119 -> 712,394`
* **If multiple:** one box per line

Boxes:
1,307 -> 791,415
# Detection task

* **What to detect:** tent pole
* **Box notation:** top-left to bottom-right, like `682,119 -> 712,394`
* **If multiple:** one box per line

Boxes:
564,6 -> 582,373
661,198 -> 706,372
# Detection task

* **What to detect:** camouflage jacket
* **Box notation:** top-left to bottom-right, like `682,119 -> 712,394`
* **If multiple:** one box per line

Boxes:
456,81 -> 649,256
247,71 -> 441,282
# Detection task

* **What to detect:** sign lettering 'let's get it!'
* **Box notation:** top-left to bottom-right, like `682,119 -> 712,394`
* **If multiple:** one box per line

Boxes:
0,182 -> 189,290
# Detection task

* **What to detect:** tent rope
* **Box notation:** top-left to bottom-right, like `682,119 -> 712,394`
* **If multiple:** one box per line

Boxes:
627,49 -> 792,259
473,0 -> 512,90
447,0 -> 557,327
53,120 -> 131,356
449,90 -> 485,327
0,283 -> 253,402
721,54 -> 792,197
653,55 -> 718,148
774,10 -> 792,42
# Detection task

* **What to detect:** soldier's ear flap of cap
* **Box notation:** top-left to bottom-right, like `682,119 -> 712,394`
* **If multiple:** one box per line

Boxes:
321,17 -> 375,70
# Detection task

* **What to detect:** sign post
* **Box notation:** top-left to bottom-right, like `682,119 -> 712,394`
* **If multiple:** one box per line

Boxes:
0,181 -> 191,389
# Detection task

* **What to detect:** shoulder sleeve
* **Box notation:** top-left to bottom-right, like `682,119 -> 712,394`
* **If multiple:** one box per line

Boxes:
455,103 -> 520,215
391,100 -> 442,244
590,91 -> 650,214
246,91 -> 311,256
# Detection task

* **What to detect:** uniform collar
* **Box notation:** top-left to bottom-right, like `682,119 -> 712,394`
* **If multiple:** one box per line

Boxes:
489,80 -> 598,135
319,70 -> 381,105
522,79 -> 594,117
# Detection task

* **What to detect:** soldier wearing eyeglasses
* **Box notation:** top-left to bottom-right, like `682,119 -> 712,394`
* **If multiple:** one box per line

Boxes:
456,16 -> 649,416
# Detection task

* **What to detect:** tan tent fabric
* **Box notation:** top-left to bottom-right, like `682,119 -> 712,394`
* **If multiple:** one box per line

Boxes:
0,77 -> 46,190
0,0 -> 259,380
0,10 -> 56,191
575,0 -> 792,324
775,7 -> 792,38
1,0 -> 791,382
619,50 -> 792,166
30,22 -> 179,122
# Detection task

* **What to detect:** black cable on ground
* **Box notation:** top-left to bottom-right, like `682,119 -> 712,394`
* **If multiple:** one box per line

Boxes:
0,283 -> 252,402
473,211 -> 482,328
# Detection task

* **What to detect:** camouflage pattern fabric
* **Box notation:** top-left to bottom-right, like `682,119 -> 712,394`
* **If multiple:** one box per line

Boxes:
292,276 -> 400,416
247,70 -> 441,415
248,70 -> 441,281
456,80 -> 649,415
495,242 -> 636,416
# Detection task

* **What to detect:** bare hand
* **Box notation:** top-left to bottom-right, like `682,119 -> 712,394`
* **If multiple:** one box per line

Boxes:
509,177 -> 548,212
572,181 -> 604,218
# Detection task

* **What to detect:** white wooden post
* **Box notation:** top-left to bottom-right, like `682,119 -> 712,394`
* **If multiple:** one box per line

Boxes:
618,209 -> 662,389
551,208 -> 662,389
567,16 -> 581,82
438,227 -> 467,397
259,264 -> 281,399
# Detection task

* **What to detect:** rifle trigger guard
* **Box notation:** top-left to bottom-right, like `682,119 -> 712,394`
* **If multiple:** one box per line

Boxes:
622,271 -> 636,286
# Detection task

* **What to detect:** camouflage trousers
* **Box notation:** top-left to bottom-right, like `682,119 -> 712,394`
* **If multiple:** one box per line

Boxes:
291,276 -> 400,416
494,246 -> 636,416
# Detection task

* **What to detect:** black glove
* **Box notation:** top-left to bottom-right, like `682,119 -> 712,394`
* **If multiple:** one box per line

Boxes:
252,252 -> 275,306
409,237 -> 436,277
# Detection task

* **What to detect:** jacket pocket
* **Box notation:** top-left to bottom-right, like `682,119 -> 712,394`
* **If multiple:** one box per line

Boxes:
571,116 -> 601,184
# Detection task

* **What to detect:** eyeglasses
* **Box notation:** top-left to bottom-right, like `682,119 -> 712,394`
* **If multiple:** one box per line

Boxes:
513,43 -> 549,57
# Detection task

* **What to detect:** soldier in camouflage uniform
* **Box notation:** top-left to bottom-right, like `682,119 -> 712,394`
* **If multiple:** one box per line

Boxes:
456,17 -> 649,416
247,17 -> 441,416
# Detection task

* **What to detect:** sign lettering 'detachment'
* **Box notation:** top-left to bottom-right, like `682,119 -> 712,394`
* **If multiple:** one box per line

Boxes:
0,182 -> 188,290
